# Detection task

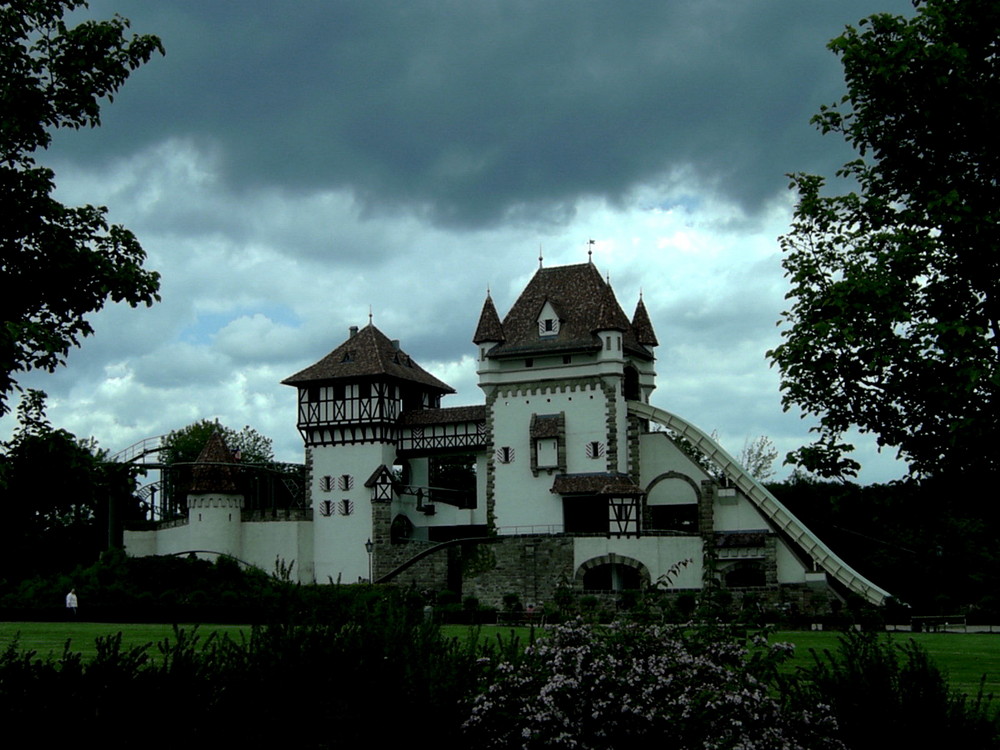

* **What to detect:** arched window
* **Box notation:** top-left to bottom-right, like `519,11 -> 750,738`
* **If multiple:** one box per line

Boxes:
582,562 -> 641,592
390,514 -> 414,544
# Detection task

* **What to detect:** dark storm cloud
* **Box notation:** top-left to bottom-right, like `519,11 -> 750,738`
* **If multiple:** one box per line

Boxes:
64,0 -> 912,229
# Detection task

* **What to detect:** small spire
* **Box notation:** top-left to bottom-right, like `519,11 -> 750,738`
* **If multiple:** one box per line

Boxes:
588,238 -> 595,263
538,244 -> 543,269
368,306 -> 373,325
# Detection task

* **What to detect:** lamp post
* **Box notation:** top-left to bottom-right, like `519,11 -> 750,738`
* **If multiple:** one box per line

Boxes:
365,538 -> 374,583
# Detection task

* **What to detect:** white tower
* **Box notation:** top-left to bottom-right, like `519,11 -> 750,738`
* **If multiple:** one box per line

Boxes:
474,263 -> 657,536
283,324 -> 454,582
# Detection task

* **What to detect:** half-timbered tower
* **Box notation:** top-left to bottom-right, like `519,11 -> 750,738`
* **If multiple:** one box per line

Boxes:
282,323 -> 460,582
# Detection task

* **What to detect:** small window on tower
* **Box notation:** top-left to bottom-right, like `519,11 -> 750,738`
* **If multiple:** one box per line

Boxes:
538,317 -> 560,336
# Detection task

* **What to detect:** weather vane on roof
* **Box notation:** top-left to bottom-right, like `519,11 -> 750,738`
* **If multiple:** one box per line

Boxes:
368,305 -> 373,325
588,239 -> 595,263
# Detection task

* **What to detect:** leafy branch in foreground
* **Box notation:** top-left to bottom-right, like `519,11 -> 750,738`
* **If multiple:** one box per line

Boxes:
1,0 -> 164,416
769,0 -> 1000,481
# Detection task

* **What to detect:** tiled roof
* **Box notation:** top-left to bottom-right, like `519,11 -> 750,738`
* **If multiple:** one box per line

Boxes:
631,297 -> 659,347
530,413 -> 563,438
190,432 -> 240,493
487,263 -> 652,359
364,464 -> 395,488
472,293 -> 505,344
282,324 -> 454,393
399,405 -> 487,425
551,472 -> 642,495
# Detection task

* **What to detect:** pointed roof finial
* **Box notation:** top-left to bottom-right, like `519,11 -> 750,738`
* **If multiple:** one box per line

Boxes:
539,244 -> 543,269
588,238 -> 595,263
368,306 -> 373,325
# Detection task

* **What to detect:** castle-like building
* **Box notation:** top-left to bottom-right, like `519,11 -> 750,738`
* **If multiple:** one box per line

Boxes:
125,262 -> 888,609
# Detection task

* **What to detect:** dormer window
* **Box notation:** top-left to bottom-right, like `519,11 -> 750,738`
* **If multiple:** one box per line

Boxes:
536,300 -> 561,337
538,317 -> 559,336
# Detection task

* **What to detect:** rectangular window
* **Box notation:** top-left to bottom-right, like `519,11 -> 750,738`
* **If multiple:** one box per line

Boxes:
536,438 -> 559,468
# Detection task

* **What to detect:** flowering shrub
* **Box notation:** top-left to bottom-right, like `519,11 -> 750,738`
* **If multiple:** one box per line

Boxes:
465,618 -> 844,750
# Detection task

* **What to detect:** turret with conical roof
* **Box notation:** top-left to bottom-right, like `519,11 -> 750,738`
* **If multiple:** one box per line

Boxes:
631,296 -> 659,348
186,431 -> 244,558
473,292 -> 505,346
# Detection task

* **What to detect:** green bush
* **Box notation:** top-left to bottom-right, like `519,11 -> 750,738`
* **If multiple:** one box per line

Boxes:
782,630 -> 998,750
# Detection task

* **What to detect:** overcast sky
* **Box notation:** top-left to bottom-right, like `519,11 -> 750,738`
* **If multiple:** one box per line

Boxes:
6,0 -> 916,483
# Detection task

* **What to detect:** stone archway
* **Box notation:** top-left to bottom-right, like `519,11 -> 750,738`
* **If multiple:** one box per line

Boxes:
575,553 -> 651,592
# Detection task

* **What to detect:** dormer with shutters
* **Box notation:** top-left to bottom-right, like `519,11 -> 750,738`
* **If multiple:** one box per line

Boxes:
536,299 -> 562,338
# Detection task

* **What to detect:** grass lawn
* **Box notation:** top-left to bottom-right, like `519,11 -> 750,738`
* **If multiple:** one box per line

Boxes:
3,621 -> 998,702
772,630 -> 1000,699
0,621 -> 250,661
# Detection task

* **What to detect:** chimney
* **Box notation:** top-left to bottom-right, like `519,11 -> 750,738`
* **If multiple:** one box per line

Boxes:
391,339 -> 400,350
349,326 -> 358,338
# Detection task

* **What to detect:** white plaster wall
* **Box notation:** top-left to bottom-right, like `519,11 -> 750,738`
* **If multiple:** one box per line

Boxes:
492,382 -> 609,532
647,476 -> 698,506
122,529 -> 158,558
242,520 -> 314,583
151,523 -> 191,556
311,441 -> 394,583
574,536 -> 703,588
714,494 -> 769,531
638,431 -> 712,488
775,540 -> 811,584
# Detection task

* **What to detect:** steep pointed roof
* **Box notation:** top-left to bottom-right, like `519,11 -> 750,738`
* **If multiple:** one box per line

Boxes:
282,324 -> 454,393
487,263 -> 652,359
472,293 -> 505,344
189,432 -> 240,493
631,297 -> 659,347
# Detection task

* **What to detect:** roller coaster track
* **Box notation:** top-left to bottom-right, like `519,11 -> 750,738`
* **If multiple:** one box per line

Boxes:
628,400 -> 890,605
110,435 -> 166,464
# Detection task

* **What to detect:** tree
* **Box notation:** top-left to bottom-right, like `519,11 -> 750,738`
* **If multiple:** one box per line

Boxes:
737,435 -> 779,483
158,419 -> 276,515
769,0 -> 1000,481
0,0 -> 163,417
0,389 -> 139,581
160,419 -> 275,467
